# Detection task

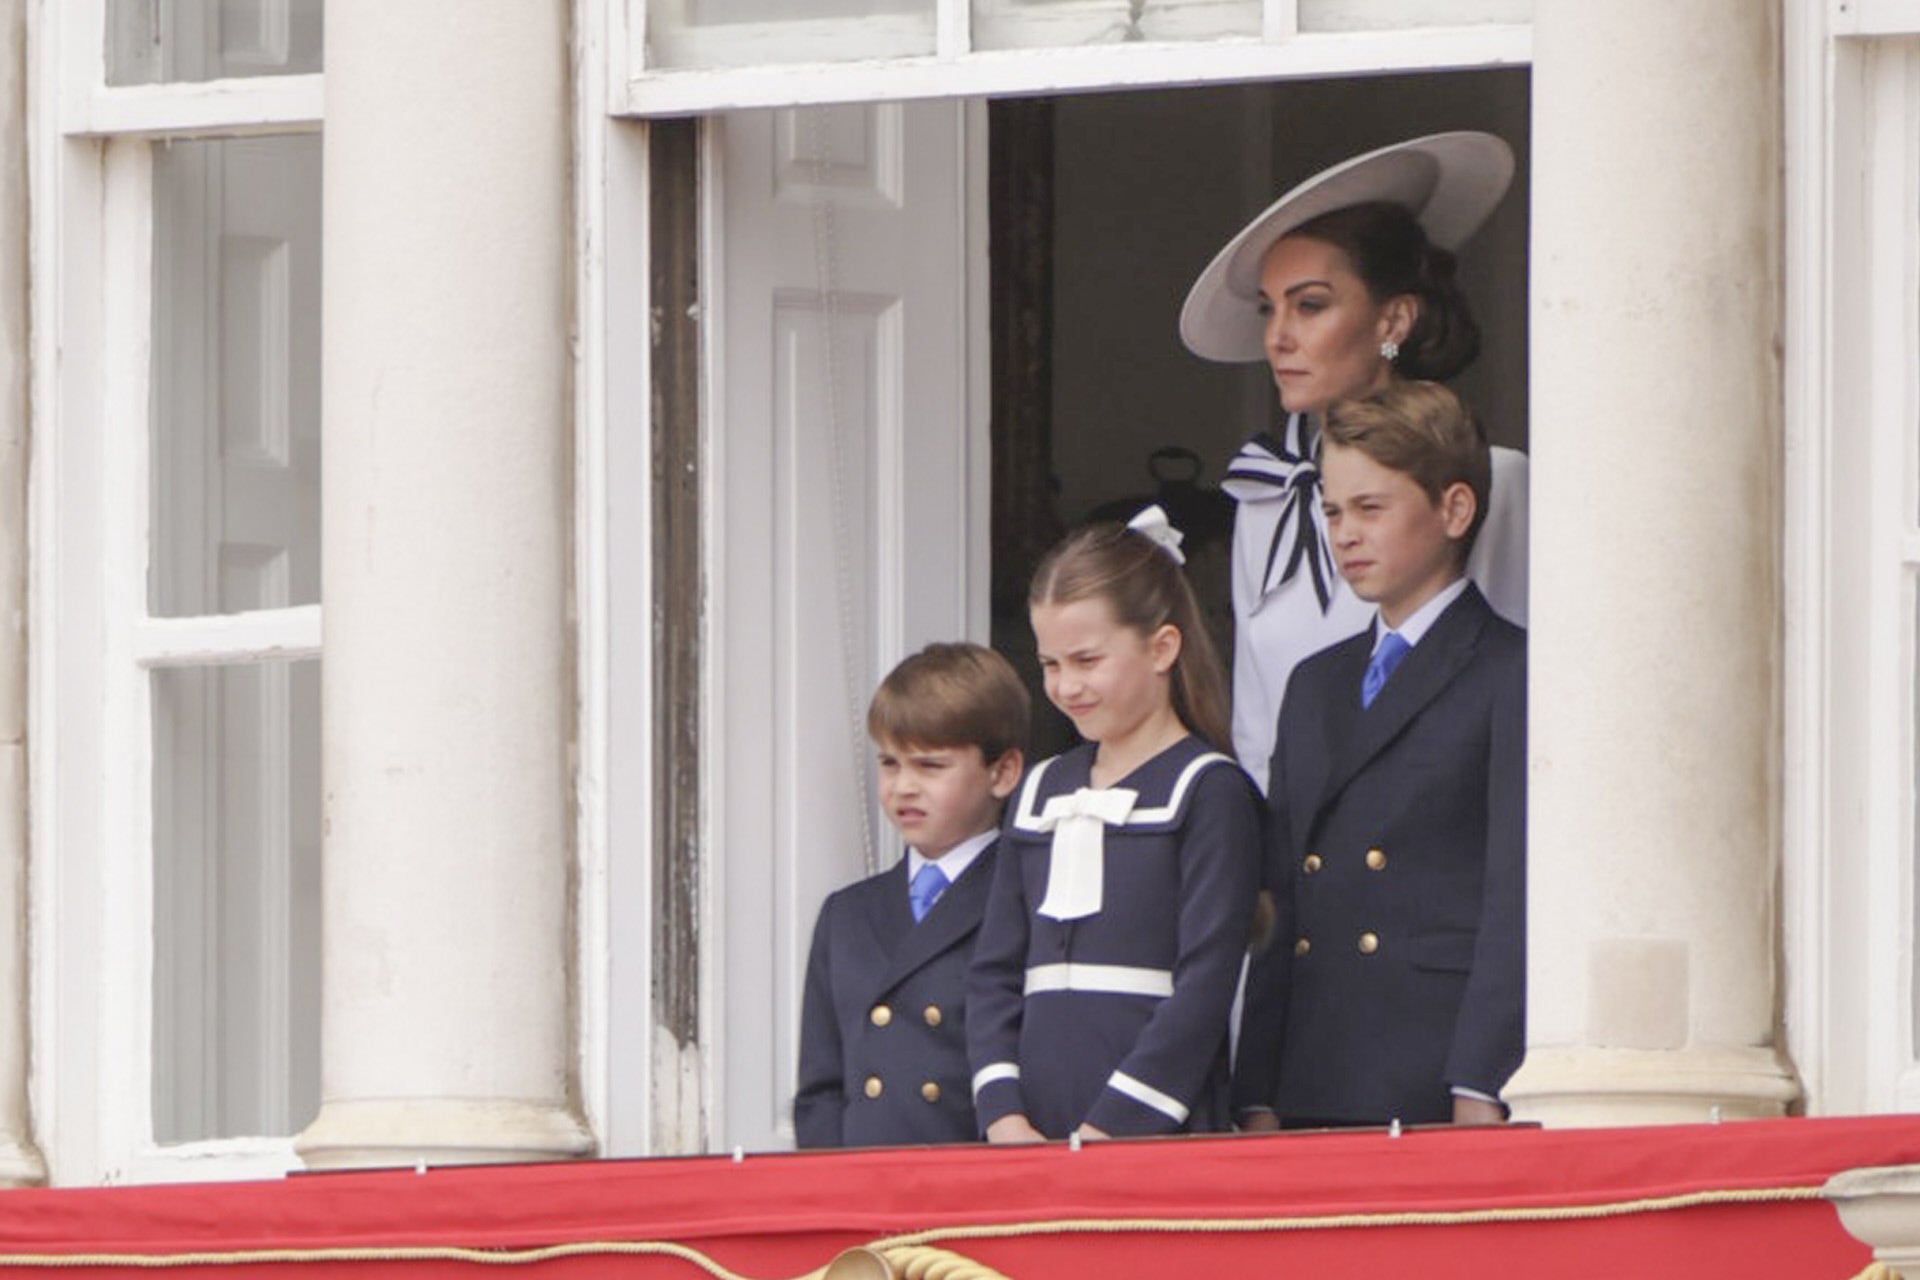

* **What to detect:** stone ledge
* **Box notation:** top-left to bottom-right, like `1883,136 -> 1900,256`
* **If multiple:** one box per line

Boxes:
1827,1164 -> 1920,1277
1504,1044 -> 1801,1127
295,1097 -> 595,1170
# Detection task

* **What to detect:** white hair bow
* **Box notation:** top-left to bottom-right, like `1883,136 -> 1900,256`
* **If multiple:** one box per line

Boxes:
1127,504 -> 1187,566
1033,786 -> 1138,921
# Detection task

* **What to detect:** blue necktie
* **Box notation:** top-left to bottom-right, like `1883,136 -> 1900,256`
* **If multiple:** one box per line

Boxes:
909,862 -> 949,923
1361,631 -> 1411,708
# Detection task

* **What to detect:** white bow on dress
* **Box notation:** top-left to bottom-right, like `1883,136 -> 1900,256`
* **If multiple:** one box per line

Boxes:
1033,786 -> 1138,921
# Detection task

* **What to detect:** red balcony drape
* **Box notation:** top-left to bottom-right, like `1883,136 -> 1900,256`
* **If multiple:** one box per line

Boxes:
0,1116 -> 1911,1278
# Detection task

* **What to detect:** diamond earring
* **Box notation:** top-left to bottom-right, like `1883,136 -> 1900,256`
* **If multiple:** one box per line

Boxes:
1380,339 -> 1401,362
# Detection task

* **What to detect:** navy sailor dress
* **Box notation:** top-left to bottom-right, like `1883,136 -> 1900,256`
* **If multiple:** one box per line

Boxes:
966,735 -> 1262,1138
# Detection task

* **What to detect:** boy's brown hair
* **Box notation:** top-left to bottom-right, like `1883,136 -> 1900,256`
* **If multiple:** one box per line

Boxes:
867,642 -> 1031,763
1322,380 -> 1493,553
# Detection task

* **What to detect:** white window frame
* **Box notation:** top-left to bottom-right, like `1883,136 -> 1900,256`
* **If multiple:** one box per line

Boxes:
585,0 -> 1539,1155
1785,0 -> 1920,1117
610,0 -> 1530,114
28,0 -> 322,1184
1834,0 -> 1920,37
572,0 -> 653,1158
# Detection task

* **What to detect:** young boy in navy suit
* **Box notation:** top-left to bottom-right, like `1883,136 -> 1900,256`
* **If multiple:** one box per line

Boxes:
794,642 -> 1030,1147
1235,380 -> 1526,1130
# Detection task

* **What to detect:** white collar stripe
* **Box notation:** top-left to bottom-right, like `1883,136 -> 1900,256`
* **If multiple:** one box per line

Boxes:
1012,752 -> 1233,831
1011,757 -> 1056,831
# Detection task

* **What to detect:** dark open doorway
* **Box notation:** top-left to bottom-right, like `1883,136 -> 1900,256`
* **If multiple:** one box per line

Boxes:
989,69 -> 1532,757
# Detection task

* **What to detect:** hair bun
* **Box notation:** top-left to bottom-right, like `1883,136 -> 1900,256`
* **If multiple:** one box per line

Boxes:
1418,242 -> 1460,289
1402,242 -> 1479,382
1289,202 -> 1481,383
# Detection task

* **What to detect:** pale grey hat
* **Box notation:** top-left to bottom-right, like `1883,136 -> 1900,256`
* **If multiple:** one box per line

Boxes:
1179,131 -> 1515,363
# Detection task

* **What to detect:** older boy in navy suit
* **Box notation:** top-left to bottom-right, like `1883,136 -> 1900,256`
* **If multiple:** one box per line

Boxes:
794,643 -> 1029,1147
1235,381 -> 1525,1129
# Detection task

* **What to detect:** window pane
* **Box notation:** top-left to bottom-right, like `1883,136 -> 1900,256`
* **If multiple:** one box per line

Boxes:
108,0 -> 324,85
152,659 -> 321,1143
973,0 -> 1258,49
150,135 -> 322,618
688,0 -> 923,19
647,0 -> 934,68
1299,0 -> 1530,31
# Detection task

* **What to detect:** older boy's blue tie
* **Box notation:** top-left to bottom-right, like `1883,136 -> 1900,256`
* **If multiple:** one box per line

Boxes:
1361,631 -> 1412,708
909,862 -> 949,923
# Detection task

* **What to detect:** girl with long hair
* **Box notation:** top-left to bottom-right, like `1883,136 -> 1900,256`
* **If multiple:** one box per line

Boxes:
967,509 -> 1262,1140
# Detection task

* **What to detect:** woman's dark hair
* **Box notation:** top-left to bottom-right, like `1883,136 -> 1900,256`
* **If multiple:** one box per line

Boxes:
1290,201 -> 1481,382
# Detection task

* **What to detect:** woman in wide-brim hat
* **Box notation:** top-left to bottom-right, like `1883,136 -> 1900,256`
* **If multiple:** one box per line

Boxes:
1180,130 -> 1530,793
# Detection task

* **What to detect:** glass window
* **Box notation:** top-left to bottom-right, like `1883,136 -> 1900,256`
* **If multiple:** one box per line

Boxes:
145,130 -> 322,1147
645,0 -> 935,68
108,0 -> 324,85
150,135 -> 321,618
972,0 -> 1258,49
41,0 -> 329,1183
151,659 -> 321,1143
688,0 -> 924,19
1299,0 -> 1530,31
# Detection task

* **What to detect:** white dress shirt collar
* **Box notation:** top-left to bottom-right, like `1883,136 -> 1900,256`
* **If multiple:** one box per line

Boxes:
1373,575 -> 1470,654
907,828 -> 995,889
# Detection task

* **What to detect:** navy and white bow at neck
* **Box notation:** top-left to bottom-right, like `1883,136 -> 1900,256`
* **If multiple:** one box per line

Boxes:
1220,412 -> 1336,612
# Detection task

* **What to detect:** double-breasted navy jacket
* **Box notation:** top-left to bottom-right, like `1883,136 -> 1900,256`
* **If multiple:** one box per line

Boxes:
967,736 -> 1262,1138
1234,583 -> 1527,1125
793,846 -> 997,1148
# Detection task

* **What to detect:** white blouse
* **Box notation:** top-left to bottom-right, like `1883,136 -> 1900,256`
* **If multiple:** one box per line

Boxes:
1223,413 -> 1530,793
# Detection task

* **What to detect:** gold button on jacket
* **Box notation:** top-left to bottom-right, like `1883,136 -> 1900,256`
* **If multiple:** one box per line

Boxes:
1293,936 -> 1311,957
870,1004 -> 892,1027
1366,847 -> 1387,871
923,1004 -> 943,1027
864,1076 -> 883,1099
1302,853 -> 1323,874
1358,931 -> 1380,955
921,1081 -> 941,1103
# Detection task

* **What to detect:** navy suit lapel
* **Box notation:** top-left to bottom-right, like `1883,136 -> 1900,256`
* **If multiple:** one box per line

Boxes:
872,845 -> 996,996
1313,585 -> 1492,819
1288,634 -> 1368,857
852,860 -> 914,1006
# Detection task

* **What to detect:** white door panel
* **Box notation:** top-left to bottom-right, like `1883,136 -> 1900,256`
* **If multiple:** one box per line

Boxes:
712,101 -> 979,1152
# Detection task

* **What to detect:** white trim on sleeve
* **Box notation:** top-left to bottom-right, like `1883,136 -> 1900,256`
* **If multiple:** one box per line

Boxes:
1108,1071 -> 1190,1124
971,1062 -> 1020,1099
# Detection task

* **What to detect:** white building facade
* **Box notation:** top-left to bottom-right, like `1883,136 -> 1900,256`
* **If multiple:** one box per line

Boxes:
0,1 -> 1915,1233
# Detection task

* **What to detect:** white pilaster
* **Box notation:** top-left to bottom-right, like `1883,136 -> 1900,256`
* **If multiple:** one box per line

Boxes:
295,0 -> 593,1168
0,0 -> 43,1188
1503,0 -> 1801,1125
